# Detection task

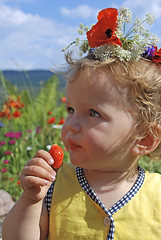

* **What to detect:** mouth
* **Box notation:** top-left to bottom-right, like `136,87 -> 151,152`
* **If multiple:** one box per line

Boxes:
67,139 -> 81,151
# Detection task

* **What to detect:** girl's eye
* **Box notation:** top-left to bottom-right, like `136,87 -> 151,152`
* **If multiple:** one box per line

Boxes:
89,109 -> 101,117
67,107 -> 74,114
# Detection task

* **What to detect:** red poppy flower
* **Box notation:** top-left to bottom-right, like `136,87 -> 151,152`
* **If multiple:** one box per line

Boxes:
7,96 -> 25,109
0,106 -> 12,119
152,47 -> 161,63
87,8 -> 122,48
17,180 -> 21,186
59,118 -> 65,125
48,111 -> 52,115
13,110 -> 21,118
61,97 -> 66,103
47,117 -> 56,124
0,112 -> 4,117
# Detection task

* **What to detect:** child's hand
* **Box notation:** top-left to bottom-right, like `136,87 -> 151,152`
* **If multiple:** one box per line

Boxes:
20,150 -> 56,203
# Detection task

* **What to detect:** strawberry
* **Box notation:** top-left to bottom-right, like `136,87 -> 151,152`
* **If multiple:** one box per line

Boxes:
49,144 -> 64,169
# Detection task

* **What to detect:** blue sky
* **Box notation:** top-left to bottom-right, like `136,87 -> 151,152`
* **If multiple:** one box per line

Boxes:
1,0 -> 161,70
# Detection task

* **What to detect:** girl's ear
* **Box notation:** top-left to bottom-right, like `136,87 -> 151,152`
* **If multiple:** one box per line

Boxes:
131,129 -> 161,156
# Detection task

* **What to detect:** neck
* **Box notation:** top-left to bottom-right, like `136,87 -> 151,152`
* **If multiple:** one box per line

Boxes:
83,165 -> 138,191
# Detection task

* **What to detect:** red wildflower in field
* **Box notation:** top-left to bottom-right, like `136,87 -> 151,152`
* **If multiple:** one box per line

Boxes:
0,141 -> 6,146
4,131 -> 22,139
4,131 -> 15,138
17,180 -> 21,186
48,111 -> 52,115
0,106 -> 12,119
3,160 -> 9,164
1,168 -> 7,173
36,126 -> 41,134
15,132 -> 22,139
61,97 -> 66,103
47,117 -> 56,124
87,8 -> 121,48
7,96 -> 25,109
59,118 -> 65,125
0,96 -> 24,120
13,110 -> 21,118
8,140 -> 16,145
4,151 -> 12,155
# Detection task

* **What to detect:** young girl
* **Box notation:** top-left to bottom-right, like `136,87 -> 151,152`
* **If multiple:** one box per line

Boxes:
2,7 -> 161,240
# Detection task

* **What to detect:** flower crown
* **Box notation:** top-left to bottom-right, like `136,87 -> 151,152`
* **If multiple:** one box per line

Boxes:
62,7 -> 161,63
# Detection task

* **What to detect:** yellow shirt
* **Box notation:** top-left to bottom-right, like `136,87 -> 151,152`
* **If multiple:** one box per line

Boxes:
48,163 -> 161,240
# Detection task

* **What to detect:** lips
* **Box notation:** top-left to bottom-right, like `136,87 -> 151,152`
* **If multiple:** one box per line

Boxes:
67,139 -> 81,151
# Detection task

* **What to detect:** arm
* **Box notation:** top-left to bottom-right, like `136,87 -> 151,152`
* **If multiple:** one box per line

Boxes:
2,150 -> 56,240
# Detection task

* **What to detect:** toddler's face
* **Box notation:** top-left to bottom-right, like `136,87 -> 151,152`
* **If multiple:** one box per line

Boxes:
61,68 -> 136,171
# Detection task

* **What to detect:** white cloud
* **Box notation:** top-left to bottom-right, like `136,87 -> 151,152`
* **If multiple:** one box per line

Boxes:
121,0 -> 161,46
122,0 -> 161,19
0,5 -> 34,25
0,4 -> 75,69
60,4 -> 98,19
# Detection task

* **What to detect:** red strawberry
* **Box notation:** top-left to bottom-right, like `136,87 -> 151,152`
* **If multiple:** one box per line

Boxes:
49,144 -> 64,169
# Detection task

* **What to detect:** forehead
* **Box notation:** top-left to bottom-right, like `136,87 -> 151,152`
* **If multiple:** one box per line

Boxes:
66,67 -> 128,106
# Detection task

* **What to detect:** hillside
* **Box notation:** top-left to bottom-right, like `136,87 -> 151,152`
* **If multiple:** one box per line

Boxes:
0,70 -> 65,106
2,69 -> 65,92
2,70 -> 54,86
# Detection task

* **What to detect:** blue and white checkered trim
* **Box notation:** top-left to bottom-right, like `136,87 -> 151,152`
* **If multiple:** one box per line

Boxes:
76,166 -> 145,240
45,181 -> 55,214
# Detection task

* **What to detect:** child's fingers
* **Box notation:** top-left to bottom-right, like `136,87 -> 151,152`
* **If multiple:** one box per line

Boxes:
19,150 -> 57,202
20,155 -> 56,192
21,175 -> 51,188
20,174 -> 52,202
33,149 -> 54,166
19,149 -> 58,199
22,164 -> 56,183
26,157 -> 55,175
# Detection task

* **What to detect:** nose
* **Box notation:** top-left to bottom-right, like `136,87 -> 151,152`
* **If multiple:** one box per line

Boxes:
66,116 -> 81,133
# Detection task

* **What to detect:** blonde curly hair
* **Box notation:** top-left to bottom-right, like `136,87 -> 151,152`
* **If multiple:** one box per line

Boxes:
64,52 -> 161,159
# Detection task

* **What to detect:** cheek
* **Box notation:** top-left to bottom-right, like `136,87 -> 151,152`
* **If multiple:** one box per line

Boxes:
85,129 -> 106,151
86,127 -> 126,155
61,124 -> 67,147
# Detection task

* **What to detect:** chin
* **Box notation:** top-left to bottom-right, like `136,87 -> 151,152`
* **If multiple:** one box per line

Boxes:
69,157 -> 84,168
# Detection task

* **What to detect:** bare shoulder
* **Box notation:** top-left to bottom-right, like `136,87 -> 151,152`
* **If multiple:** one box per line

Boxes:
40,201 -> 49,240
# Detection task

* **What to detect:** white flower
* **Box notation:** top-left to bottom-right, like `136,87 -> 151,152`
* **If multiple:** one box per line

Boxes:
150,34 -> 159,45
79,23 -> 84,29
118,7 -> 132,23
145,13 -> 155,25
75,37 -> 80,46
52,124 -> 62,129
78,29 -> 84,35
26,146 -> 33,151
46,145 -> 52,150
